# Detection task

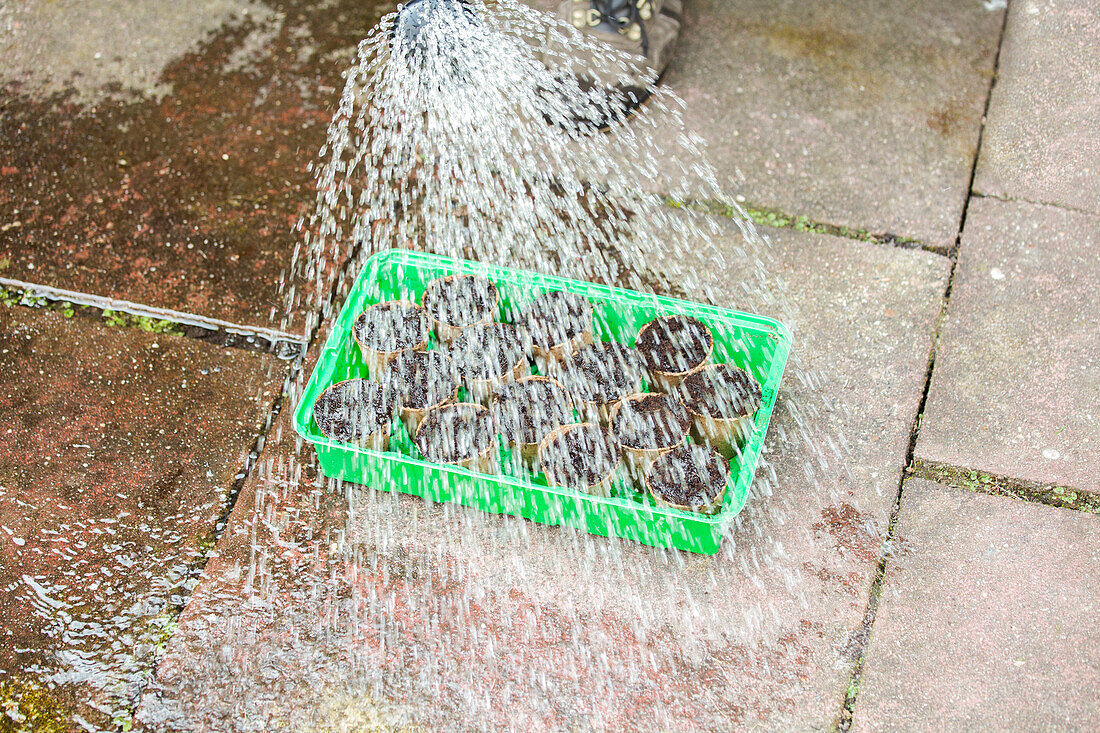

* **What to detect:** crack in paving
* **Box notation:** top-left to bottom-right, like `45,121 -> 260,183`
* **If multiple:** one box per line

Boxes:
911,460 -> 1099,515
665,197 -> 938,254
833,5 -> 1011,728
0,276 -> 305,357
969,191 -> 1100,219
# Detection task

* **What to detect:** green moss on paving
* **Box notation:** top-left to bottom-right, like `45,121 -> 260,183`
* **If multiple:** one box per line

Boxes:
0,677 -> 72,733
0,285 -> 186,337
100,309 -> 186,336
913,461 -> 1100,514
664,196 -> 923,249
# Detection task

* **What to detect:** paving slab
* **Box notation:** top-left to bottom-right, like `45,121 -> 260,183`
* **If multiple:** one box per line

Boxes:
137,213 -> 949,730
0,305 -> 284,730
915,197 -> 1100,496
854,479 -> 1100,731
0,0 -> 390,335
638,0 -> 1002,249
974,0 -> 1100,214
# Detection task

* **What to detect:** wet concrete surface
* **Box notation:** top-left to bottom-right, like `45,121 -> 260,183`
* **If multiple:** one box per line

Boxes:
1,1 -> 1096,729
0,305 -> 284,728
915,197 -> 1100,497
587,0 -> 1001,250
974,0 -> 1100,214
1,1 -> 391,335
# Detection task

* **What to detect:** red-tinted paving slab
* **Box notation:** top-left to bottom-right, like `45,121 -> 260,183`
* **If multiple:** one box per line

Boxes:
974,0 -> 1100,214
138,214 -> 949,730
0,0 -> 389,335
646,0 -> 1001,249
915,198 -> 1100,496
854,479 -> 1100,731
0,306 -> 283,729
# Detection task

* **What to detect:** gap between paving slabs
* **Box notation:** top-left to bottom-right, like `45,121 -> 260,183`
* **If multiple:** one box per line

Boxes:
831,258 -> 954,731
911,461 -> 1099,516
666,198 -> 932,254
833,7 -> 1011,724
112,214 -> 379,726
0,277 -> 305,358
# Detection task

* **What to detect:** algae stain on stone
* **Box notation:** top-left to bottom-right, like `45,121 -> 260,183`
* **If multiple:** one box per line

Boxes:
0,678 -> 71,733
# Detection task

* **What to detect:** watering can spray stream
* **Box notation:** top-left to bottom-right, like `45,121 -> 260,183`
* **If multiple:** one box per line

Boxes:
392,0 -> 482,66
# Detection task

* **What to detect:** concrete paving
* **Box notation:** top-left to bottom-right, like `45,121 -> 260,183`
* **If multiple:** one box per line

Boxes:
916,197 -> 1100,496
974,0 -> 1100,214
0,0 -> 1097,729
0,0 -> 390,335
646,0 -> 1003,250
138,214 -> 949,730
854,479 -> 1100,731
0,305 -> 283,729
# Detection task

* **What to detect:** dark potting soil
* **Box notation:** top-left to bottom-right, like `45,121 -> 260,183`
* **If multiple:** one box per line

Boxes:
388,350 -> 458,410
415,403 -> 496,463
421,274 -> 498,327
681,364 -> 762,419
519,291 -> 593,349
449,323 -> 527,381
312,379 -> 397,443
561,342 -> 644,404
540,423 -> 621,488
634,315 -> 712,374
352,300 -> 428,353
646,444 -> 729,509
491,377 -> 574,445
610,393 -> 690,450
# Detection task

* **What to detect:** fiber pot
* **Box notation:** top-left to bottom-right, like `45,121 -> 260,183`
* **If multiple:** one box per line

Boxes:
560,341 -> 645,425
518,290 -> 594,375
448,322 -> 530,404
679,363 -> 762,460
490,375 -> 575,470
644,443 -> 730,515
635,314 -> 713,392
420,273 -> 499,344
608,391 -> 691,488
537,422 -> 623,498
351,299 -> 430,376
312,378 -> 398,451
388,349 -> 460,437
415,402 -> 498,474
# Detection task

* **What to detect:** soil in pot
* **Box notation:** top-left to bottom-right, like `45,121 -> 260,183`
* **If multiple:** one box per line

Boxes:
490,375 -> 575,467
448,322 -> 529,403
537,422 -> 623,497
560,341 -> 645,424
388,349 -> 460,436
351,299 -> 429,374
634,314 -> 713,391
420,274 -> 499,343
414,402 -> 498,473
679,363 -> 762,458
609,392 -> 691,486
312,378 -> 398,450
645,443 -> 730,514
517,290 -> 594,372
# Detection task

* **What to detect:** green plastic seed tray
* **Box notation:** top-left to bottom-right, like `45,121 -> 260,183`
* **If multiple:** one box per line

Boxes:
294,249 -> 791,554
